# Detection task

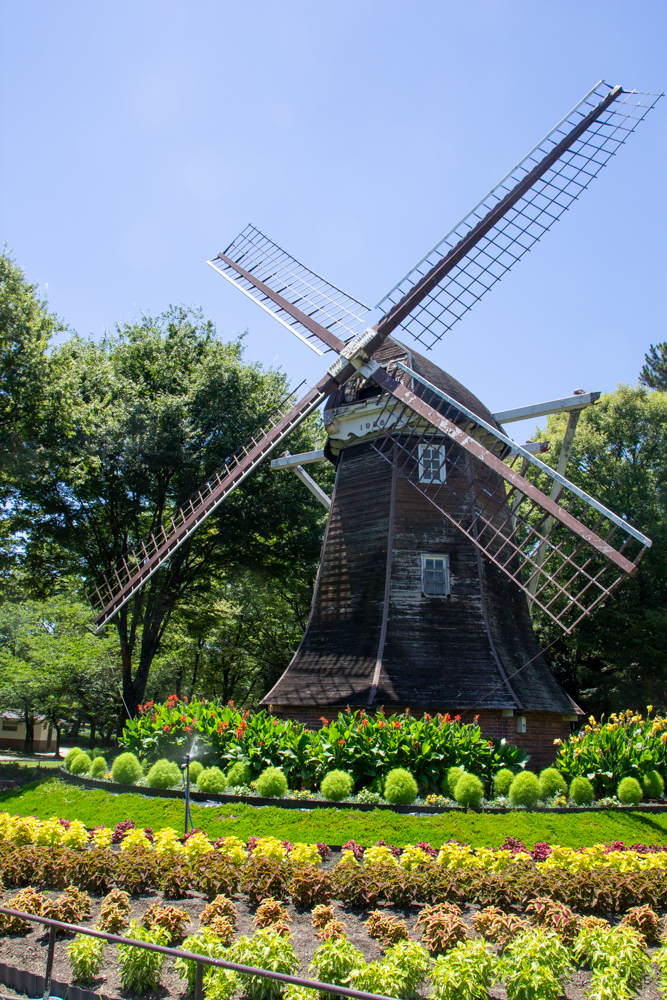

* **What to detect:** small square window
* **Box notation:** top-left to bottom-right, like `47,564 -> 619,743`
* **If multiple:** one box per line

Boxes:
418,443 -> 446,483
2,721 -> 17,732
421,554 -> 450,597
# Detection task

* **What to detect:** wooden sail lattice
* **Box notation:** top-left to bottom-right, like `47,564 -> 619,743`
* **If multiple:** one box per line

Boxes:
88,378 -> 333,629
367,362 -> 651,632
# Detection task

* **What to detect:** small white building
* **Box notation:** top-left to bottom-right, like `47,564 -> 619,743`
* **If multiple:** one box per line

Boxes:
0,712 -> 53,753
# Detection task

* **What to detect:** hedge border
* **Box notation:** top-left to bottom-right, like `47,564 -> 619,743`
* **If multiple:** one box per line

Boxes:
59,768 -> 667,815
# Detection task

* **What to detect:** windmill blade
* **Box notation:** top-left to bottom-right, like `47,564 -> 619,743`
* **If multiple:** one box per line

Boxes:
87,375 -> 336,629
376,82 -> 662,350
208,225 -> 371,355
356,359 -> 650,632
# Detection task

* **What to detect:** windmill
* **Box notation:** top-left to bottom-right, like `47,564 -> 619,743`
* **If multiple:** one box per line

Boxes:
88,81 -> 660,765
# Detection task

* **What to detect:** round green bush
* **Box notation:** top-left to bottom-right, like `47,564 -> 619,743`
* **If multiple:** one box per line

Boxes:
642,770 -> 665,799
64,747 -> 84,771
147,759 -> 182,789
91,748 -> 106,761
69,752 -> 92,776
443,766 -> 464,798
226,761 -> 251,787
111,752 -> 143,785
569,776 -> 594,806
618,776 -> 643,805
383,768 -> 419,806
188,760 -> 204,784
454,772 -> 484,808
89,756 -> 108,778
255,767 -> 287,798
493,768 -> 514,797
538,767 -> 568,800
508,770 -> 541,808
320,770 -> 354,801
197,767 -> 228,795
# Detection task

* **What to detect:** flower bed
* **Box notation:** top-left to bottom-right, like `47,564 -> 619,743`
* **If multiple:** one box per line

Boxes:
0,811 -> 667,998
120,700 -> 527,792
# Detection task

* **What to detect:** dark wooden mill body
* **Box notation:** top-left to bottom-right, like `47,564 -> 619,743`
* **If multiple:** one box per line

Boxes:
263,340 -> 580,766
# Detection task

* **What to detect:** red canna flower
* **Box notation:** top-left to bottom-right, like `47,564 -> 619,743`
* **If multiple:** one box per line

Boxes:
319,717 -> 329,725
164,725 -> 170,732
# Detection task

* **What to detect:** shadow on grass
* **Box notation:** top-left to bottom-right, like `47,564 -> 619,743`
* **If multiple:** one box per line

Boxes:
0,777 -> 54,801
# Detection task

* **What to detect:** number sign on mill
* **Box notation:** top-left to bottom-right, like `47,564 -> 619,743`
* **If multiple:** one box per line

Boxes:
89,82 -> 661,766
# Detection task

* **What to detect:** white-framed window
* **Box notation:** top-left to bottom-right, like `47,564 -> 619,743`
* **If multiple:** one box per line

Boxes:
418,443 -> 446,483
421,554 -> 450,597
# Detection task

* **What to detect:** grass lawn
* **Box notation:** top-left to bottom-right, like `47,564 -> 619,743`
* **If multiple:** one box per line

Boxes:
2,778 -> 667,849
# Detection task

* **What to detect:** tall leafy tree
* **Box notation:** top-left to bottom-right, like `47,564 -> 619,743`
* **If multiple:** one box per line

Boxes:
532,384 -> 667,715
0,252 -> 68,592
0,595 -> 116,754
12,306 -> 332,720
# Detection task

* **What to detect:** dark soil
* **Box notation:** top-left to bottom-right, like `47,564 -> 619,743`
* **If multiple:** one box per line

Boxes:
0,888 -> 662,999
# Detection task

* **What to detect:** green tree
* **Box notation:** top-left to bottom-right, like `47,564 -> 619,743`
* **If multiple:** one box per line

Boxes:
11,306 -> 332,721
0,251 -> 68,593
532,384 -> 667,715
148,568 -> 313,707
0,595 -> 115,754
640,342 -> 667,391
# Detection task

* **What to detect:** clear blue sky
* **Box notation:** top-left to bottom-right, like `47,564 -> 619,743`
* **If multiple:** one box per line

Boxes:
1,1 -> 665,441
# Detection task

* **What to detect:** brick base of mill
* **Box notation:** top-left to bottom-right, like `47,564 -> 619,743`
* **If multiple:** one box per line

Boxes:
270,705 -> 574,772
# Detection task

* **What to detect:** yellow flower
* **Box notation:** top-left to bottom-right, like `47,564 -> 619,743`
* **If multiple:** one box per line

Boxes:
648,705 -> 654,714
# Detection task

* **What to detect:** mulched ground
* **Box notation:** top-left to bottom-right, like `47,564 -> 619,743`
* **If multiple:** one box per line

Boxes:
0,886 -> 663,999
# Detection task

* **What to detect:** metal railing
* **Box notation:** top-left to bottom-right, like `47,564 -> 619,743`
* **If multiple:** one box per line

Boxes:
0,905 -> 394,1000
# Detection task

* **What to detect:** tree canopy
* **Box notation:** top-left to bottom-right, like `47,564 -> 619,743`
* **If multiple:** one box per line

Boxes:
533,384 -> 667,714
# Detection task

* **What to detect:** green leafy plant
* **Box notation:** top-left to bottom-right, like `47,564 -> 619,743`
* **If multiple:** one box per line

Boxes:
188,760 -> 204,784
538,768 -> 567,800
383,939 -> 431,996
176,928 -> 227,993
454,773 -> 484,808
365,909 -> 409,947
509,770 -> 541,807
117,920 -> 168,994
70,753 -> 92,776
500,928 -> 572,1000
556,709 -> 667,796
90,757 -> 107,778
67,934 -> 104,984
226,760 -> 250,786
147,759 -> 182,789
2,887 -> 44,934
64,747 -> 84,771
617,776 -> 642,804
642,768 -> 664,798
192,854 -> 239,899
255,767 -> 287,797
158,860 -> 191,899
98,889 -> 130,933
383,768 -> 418,805
574,923 -> 650,995
203,969 -> 239,1000
229,928 -> 299,1000
198,767 -> 228,794
309,934 -> 365,989
111,752 -> 143,785
431,938 -> 498,1000
142,903 -> 190,943
493,768 -> 514,796
569,776 -> 594,805
320,770 -> 354,801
